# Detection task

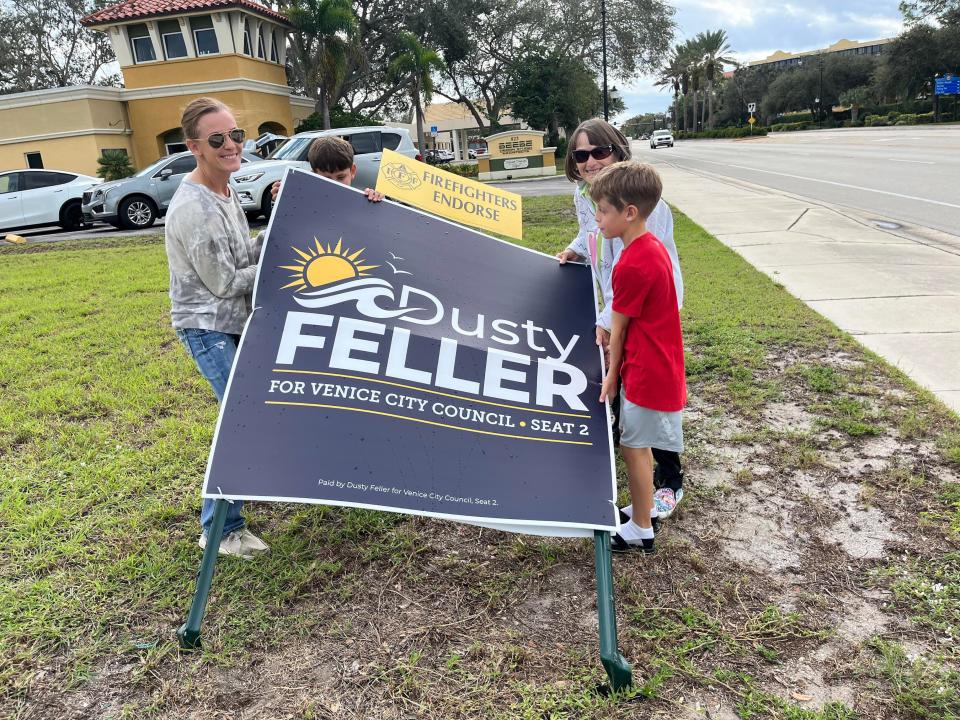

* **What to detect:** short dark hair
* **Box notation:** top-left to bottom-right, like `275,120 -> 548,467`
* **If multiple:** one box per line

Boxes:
589,161 -> 662,220
564,118 -> 631,182
307,136 -> 354,172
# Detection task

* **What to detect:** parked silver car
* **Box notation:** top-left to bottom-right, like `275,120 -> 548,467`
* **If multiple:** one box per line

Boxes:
81,150 -> 260,229
232,126 -> 419,220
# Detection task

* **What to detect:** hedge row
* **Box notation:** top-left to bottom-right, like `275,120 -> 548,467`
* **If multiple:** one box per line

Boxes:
674,126 -> 769,140
771,121 -> 812,132
863,111 -> 936,127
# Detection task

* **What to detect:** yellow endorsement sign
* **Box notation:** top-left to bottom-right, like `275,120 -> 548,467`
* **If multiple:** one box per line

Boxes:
375,148 -> 523,240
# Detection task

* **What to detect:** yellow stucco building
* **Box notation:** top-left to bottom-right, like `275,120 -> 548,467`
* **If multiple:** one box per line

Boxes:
0,0 -> 314,176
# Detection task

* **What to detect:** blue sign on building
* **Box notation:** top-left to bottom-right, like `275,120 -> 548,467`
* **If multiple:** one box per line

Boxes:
935,74 -> 959,95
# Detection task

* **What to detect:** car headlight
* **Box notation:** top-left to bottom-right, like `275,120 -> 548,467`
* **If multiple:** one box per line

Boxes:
233,172 -> 265,184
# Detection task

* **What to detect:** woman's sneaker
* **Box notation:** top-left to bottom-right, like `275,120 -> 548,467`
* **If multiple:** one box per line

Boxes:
653,488 -> 684,519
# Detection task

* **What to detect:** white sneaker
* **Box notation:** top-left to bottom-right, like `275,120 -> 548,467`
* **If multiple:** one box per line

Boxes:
198,528 -> 270,559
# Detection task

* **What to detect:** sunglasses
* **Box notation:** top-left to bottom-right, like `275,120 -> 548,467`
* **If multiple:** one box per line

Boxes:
193,128 -> 246,149
572,145 -> 615,163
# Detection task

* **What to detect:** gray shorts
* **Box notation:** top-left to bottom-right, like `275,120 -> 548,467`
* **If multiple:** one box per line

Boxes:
619,396 -> 684,452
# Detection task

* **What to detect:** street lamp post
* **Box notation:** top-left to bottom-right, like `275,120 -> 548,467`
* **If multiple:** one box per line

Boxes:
601,0 -> 609,121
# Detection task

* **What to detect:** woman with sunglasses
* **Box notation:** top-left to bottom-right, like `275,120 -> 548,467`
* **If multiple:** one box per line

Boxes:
164,97 -> 270,559
555,118 -> 687,521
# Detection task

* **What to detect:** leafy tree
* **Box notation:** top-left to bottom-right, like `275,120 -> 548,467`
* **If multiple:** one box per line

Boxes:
716,64 -> 777,126
0,0 -> 118,93
878,21 -> 960,101
761,54 -> 877,120
504,54 -> 604,143
388,32 -> 445,152
839,85 -> 874,123
96,150 -> 135,181
900,0 -> 960,24
655,51 -> 685,130
286,0 -> 358,129
294,105 -> 382,132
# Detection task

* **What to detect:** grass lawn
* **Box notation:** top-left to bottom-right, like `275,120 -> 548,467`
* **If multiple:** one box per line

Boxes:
2,196 -> 959,719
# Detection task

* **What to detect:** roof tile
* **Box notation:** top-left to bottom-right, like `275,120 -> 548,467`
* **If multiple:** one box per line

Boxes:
82,0 -> 289,27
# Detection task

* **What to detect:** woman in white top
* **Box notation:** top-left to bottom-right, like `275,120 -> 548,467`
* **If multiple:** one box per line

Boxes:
555,118 -> 686,519
165,97 -> 269,559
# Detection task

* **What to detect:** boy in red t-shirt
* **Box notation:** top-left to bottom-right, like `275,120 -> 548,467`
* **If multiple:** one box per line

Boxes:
594,162 -> 686,553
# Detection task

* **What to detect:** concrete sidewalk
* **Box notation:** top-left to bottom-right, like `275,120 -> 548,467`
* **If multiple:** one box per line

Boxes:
657,162 -> 960,415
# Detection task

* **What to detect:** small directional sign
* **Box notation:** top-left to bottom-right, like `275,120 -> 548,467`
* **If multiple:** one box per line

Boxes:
935,74 -> 959,96
747,102 -> 757,113
748,116 -> 756,125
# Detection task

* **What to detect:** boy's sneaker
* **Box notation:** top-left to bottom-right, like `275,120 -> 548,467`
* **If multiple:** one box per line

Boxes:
198,528 -> 270,559
611,533 -> 655,554
653,487 -> 684,519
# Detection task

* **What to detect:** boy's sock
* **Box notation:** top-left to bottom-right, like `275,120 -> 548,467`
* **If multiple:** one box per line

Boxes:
611,520 -> 655,553
619,505 -> 659,519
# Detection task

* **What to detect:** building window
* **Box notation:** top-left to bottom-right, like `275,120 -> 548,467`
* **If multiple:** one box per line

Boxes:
128,23 -> 157,63
270,29 -> 279,62
257,27 -> 266,59
25,152 -> 43,169
190,16 -> 219,55
243,20 -> 252,55
159,19 -> 188,59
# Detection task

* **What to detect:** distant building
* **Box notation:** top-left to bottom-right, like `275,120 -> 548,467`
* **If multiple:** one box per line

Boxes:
387,102 -> 528,162
746,38 -> 893,71
0,0 -> 313,175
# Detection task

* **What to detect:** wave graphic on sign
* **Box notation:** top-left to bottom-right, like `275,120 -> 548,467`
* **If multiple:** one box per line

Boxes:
292,277 -> 431,321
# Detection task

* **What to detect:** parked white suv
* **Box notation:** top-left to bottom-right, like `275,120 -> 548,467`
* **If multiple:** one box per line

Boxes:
232,126 -> 419,219
649,129 -> 674,149
0,169 -> 101,232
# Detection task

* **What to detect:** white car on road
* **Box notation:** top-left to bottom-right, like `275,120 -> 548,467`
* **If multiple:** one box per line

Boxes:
649,129 -> 674,149
232,126 -> 419,220
0,169 -> 101,232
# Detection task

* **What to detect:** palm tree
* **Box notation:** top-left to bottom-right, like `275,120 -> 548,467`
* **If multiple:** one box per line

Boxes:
287,0 -> 358,129
694,29 -> 736,128
389,33 -> 445,156
655,51 -> 684,129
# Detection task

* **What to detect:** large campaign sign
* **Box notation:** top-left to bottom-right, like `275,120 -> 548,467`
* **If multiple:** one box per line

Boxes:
203,169 -> 618,535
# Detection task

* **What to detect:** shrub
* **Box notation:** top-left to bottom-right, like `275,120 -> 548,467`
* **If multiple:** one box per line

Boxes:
443,163 -> 478,178
916,112 -> 935,124
554,137 -> 568,160
675,126 -> 768,140
96,150 -> 135,181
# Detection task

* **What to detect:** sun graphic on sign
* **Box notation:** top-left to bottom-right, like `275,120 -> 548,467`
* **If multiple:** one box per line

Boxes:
279,238 -> 378,292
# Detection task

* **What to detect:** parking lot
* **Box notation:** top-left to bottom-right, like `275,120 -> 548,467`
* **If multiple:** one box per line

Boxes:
4,215 -> 269,244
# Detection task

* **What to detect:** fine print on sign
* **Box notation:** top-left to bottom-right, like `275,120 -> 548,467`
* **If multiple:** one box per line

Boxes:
376,148 -> 523,239
935,74 -> 959,95
203,170 -> 618,535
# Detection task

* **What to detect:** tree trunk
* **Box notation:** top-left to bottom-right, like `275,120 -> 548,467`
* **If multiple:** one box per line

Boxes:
415,90 -> 427,157
320,91 -> 331,130
851,104 -> 860,124
707,81 -> 714,128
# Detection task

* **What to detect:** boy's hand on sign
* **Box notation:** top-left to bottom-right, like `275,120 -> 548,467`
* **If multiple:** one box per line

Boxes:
270,180 -> 281,201
555,249 -> 583,264
595,326 -> 610,349
364,188 -> 385,203
599,372 -> 618,403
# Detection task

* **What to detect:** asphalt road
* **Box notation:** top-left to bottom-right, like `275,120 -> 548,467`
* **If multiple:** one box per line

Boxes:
637,125 -> 960,237
9,125 -> 957,242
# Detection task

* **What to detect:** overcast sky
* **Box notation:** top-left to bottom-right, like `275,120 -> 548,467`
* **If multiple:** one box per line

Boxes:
614,0 -> 907,121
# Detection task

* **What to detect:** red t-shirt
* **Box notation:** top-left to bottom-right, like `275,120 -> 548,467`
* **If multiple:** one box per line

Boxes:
611,232 -> 686,411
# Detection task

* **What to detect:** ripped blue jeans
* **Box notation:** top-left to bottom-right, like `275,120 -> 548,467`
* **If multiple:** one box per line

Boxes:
176,327 -> 245,537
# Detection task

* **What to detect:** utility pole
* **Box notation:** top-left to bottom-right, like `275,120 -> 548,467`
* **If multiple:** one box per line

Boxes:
601,0 -> 609,121
818,53 -> 824,130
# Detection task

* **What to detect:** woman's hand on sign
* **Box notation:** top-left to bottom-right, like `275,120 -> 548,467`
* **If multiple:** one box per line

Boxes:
595,326 -> 611,365
363,188 -> 385,203
555,249 -> 583,264
270,180 -> 281,201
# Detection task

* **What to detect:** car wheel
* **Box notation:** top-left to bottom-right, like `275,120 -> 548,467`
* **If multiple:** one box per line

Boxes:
260,189 -> 273,220
119,196 -> 157,229
59,201 -> 85,231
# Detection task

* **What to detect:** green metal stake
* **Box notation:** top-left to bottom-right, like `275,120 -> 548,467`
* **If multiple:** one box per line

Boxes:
594,530 -> 633,692
177,498 -> 228,650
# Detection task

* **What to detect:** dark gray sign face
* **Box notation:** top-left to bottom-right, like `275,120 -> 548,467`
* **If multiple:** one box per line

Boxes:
203,169 -> 617,534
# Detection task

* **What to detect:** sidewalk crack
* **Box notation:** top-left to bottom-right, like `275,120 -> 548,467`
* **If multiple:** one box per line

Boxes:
787,208 -> 809,231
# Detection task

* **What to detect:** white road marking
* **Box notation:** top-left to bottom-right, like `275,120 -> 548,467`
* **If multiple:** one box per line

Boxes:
678,157 -> 960,210
887,158 -> 935,164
